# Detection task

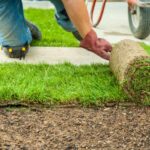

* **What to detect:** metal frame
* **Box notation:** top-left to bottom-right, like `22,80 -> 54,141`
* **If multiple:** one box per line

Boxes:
137,0 -> 150,8
89,0 -> 150,27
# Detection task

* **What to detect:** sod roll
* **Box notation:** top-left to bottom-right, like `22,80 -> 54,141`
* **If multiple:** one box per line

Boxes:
110,40 -> 150,102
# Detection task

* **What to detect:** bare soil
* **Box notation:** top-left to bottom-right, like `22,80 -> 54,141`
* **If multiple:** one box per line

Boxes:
0,106 -> 150,150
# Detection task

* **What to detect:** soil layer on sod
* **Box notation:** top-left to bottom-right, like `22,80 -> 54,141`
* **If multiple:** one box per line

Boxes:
0,106 -> 150,149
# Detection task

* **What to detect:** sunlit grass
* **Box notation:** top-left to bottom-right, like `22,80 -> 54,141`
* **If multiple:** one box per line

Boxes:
25,9 -> 79,47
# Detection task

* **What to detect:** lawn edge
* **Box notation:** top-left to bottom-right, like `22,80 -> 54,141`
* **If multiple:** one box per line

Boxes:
0,99 -> 149,109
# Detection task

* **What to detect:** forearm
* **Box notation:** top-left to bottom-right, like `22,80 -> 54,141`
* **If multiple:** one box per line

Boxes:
61,0 -> 92,38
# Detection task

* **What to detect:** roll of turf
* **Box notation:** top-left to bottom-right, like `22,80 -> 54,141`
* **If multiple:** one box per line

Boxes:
110,40 -> 150,102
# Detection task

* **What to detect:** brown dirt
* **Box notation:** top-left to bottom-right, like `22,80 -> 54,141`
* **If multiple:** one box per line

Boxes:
0,106 -> 150,150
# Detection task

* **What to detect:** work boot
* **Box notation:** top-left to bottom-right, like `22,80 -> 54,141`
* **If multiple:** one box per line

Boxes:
2,43 -> 30,59
80,29 -> 112,60
26,20 -> 42,41
2,21 -> 41,59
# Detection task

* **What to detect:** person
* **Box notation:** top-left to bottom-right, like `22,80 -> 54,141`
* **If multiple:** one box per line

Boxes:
0,0 -> 112,60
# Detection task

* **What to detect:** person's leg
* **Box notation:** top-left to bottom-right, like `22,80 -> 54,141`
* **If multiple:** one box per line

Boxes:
50,0 -> 82,40
26,20 -> 42,41
50,0 -> 76,32
0,0 -> 32,47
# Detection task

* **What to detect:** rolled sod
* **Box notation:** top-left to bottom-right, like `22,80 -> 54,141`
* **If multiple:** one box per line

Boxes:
110,40 -> 150,102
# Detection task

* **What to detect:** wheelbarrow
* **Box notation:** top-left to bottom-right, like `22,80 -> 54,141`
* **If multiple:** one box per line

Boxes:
86,0 -> 150,39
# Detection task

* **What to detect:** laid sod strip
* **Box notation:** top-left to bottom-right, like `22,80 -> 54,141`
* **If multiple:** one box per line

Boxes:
0,63 -> 127,106
110,40 -> 150,103
24,9 -> 79,47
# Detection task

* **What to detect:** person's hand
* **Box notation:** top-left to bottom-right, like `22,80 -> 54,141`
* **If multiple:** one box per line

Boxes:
80,29 -> 112,60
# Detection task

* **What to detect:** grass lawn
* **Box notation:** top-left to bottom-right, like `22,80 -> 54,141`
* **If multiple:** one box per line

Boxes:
25,9 -> 79,47
0,63 -> 126,106
141,43 -> 150,55
0,9 -> 149,106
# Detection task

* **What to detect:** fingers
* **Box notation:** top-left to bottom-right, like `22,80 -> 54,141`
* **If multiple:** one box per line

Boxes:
97,38 -> 112,52
104,45 -> 112,53
100,50 -> 110,60
94,48 -> 110,60
105,44 -> 112,52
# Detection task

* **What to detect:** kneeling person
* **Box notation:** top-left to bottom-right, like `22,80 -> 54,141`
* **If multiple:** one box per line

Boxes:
0,0 -> 112,60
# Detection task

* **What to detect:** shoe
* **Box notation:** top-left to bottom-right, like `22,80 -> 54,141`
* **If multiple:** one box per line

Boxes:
2,43 -> 30,59
26,20 -> 42,41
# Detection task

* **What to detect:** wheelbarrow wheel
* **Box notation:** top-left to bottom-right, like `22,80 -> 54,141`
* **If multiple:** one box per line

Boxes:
128,5 -> 150,39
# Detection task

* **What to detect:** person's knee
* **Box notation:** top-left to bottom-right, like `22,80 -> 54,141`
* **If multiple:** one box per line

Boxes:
55,9 -> 76,32
0,0 -> 32,46
50,0 -> 76,32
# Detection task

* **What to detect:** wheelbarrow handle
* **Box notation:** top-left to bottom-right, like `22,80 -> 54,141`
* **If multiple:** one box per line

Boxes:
137,0 -> 150,8
90,0 -> 108,28
90,0 -> 150,28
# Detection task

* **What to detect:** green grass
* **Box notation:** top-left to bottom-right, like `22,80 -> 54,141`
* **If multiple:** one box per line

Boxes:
0,9 -> 149,106
141,43 -> 150,55
25,9 -> 79,47
0,63 -> 127,106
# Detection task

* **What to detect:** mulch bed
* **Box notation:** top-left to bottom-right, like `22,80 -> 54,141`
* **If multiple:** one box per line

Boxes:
0,106 -> 150,150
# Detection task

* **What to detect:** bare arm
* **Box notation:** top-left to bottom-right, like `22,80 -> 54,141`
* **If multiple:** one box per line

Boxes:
61,0 -> 92,38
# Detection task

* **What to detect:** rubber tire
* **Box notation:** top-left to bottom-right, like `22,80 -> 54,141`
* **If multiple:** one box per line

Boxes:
128,6 -> 150,39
